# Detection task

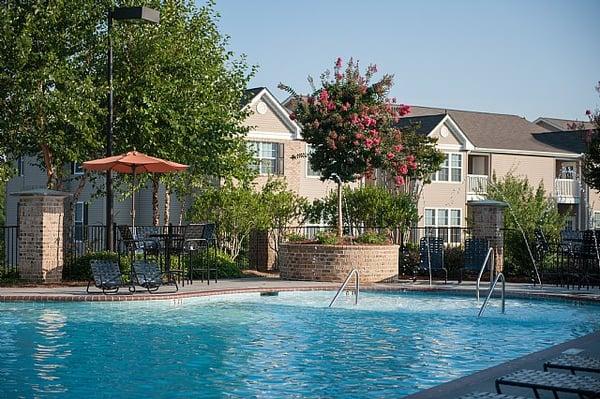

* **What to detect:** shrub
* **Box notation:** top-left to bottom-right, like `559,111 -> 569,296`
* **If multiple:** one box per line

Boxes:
444,246 -> 464,274
62,251 -> 130,281
315,231 -> 339,245
189,250 -> 243,279
285,232 -> 305,242
354,231 -> 389,244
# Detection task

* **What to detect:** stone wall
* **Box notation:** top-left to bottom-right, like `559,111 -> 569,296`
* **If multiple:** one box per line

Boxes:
17,195 -> 66,283
279,243 -> 399,283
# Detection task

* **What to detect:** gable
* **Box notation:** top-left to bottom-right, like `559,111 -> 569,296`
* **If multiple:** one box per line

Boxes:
430,122 -> 462,146
243,88 -> 301,139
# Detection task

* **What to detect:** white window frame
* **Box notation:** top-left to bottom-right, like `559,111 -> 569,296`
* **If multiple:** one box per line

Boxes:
424,207 -> 463,243
74,202 -> 84,242
431,152 -> 462,183
247,141 -> 281,175
305,143 -> 320,178
72,162 -> 84,176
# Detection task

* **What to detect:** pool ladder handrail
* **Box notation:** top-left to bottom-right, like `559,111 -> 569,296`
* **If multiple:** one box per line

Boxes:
476,247 -> 495,303
477,272 -> 505,317
329,269 -> 360,308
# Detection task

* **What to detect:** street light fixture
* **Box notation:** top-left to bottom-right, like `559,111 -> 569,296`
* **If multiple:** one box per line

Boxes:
105,6 -> 160,251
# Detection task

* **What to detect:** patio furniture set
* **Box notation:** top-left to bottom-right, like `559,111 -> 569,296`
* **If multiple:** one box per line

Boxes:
458,352 -> 600,399
87,223 -> 218,294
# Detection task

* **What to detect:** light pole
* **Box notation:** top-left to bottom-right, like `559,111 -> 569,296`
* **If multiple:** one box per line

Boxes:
106,6 -> 160,251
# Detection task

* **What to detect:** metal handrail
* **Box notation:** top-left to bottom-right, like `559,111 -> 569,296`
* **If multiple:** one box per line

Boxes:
476,247 -> 494,303
329,269 -> 360,308
478,272 -> 505,317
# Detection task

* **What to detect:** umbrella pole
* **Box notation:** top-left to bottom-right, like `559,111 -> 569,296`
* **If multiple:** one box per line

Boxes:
132,166 -> 136,235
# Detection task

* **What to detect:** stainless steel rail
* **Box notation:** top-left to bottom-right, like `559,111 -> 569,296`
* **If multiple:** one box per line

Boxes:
328,269 -> 360,308
478,272 -> 505,317
476,247 -> 494,303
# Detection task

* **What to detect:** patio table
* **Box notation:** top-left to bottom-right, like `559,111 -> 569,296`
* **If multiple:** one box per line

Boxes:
148,232 -> 185,285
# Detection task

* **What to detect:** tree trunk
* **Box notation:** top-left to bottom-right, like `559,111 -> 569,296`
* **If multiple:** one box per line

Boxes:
337,181 -> 343,238
40,143 -> 56,189
152,174 -> 160,226
178,195 -> 187,225
163,188 -> 171,226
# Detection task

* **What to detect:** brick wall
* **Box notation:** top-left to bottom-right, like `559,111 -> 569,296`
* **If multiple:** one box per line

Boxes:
17,195 -> 65,283
279,243 -> 399,283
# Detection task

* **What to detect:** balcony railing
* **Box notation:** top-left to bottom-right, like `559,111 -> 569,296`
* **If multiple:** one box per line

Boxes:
555,178 -> 580,203
467,174 -> 489,194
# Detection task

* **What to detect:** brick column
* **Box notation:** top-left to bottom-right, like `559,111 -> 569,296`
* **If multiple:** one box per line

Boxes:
249,230 -> 277,271
11,190 -> 70,283
467,199 -> 508,274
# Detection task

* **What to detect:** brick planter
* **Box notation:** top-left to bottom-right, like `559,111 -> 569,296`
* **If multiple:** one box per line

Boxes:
279,243 -> 399,283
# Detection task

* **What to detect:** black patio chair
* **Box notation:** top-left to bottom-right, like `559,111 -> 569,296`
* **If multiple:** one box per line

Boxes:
419,236 -> 447,283
86,259 -> 130,295
117,225 -> 160,261
131,260 -> 179,293
185,223 -> 218,285
460,238 -> 489,283
458,393 -> 529,399
495,369 -> 600,398
544,354 -> 600,375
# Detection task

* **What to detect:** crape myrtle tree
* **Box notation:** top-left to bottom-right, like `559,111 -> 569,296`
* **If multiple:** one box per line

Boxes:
280,58 -> 443,238
112,0 -> 256,225
581,82 -> 600,193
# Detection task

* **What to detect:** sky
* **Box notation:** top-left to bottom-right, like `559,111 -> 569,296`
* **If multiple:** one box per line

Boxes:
209,0 -> 600,122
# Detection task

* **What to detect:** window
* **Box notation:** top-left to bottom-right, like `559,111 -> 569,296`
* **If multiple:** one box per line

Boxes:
306,144 -> 320,177
247,141 -> 284,175
424,208 -> 462,243
432,153 -> 462,182
593,212 -> 600,229
74,202 -> 87,241
71,162 -> 84,175
17,157 -> 24,176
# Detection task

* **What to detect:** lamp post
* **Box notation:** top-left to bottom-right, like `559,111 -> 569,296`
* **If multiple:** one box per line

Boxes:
105,6 -> 160,251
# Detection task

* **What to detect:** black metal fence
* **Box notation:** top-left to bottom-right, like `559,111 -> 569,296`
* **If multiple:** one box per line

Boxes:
0,225 -> 18,276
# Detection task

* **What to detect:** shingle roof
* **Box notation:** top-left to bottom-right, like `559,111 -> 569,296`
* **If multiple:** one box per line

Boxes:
535,117 -> 594,131
402,106 -> 584,154
241,87 -> 265,107
396,114 -> 446,135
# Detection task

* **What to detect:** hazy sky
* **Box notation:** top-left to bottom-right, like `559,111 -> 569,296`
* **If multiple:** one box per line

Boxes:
212,0 -> 599,121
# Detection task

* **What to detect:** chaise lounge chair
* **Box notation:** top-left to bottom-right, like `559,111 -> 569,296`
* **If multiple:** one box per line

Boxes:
419,236 -> 447,283
495,369 -> 600,398
132,260 -> 179,293
544,354 -> 600,375
460,238 -> 490,283
458,392 -> 530,399
87,260 -> 129,295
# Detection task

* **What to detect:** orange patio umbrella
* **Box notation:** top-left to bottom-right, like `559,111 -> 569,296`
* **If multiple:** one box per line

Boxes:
83,151 -> 188,230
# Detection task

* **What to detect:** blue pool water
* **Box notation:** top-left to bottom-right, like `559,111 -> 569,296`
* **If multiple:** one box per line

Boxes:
1,291 -> 599,398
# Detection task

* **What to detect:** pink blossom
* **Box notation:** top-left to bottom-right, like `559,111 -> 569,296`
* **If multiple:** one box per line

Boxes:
399,164 -> 409,175
319,89 -> 329,103
393,144 -> 404,152
395,175 -> 405,186
365,138 -> 374,148
406,154 -> 415,163
350,114 -> 360,125
335,57 -> 343,68
409,161 -> 417,170
341,102 -> 350,111
326,102 -> 336,111
369,129 -> 379,136
355,133 -> 364,139
386,152 -> 395,160
335,73 -> 343,81
398,104 -> 411,116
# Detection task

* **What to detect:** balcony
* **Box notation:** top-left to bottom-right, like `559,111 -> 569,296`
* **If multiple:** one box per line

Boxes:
467,174 -> 488,200
555,178 -> 580,204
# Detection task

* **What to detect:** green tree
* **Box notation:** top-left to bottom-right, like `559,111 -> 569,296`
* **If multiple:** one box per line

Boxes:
582,82 -> 600,190
0,1 -> 108,189
486,174 -> 565,277
111,0 -> 256,225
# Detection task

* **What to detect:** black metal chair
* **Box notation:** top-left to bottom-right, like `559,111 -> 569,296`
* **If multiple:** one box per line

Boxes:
131,260 -> 179,293
419,236 -> 447,283
117,225 -> 160,262
86,260 -> 131,295
460,238 -> 489,283
185,223 -> 218,285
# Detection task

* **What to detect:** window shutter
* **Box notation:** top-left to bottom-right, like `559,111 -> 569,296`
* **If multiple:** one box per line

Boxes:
83,203 -> 89,226
277,143 -> 285,175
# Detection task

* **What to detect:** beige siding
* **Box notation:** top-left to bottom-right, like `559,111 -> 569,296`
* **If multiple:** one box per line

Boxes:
430,124 -> 461,146
243,98 -> 294,134
490,153 -> 555,189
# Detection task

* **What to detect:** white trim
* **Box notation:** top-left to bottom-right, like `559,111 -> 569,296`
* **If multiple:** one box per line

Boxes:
246,88 -> 302,139
436,144 -> 464,151
423,207 -> 463,226
428,115 -> 475,151
533,117 -> 564,131
474,147 -> 582,158
247,131 -> 295,141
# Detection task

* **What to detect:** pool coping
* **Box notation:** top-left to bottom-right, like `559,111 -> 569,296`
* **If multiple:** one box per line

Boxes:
1,280 -> 599,303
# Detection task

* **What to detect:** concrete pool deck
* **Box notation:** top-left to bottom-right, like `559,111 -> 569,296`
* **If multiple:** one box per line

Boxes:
1,278 -> 599,398
1,278 -> 599,302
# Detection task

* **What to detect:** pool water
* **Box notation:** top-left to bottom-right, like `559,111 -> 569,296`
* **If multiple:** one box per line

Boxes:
1,291 -> 599,398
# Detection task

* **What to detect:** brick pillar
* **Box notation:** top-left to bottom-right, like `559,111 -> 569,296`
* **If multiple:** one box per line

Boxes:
12,190 -> 70,283
467,200 -> 508,274
249,230 -> 277,271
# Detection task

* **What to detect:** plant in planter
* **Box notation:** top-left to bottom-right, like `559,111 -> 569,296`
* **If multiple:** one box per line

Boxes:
280,58 -> 442,238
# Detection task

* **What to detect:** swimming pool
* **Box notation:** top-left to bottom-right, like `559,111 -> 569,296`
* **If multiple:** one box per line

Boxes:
1,291 -> 599,398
